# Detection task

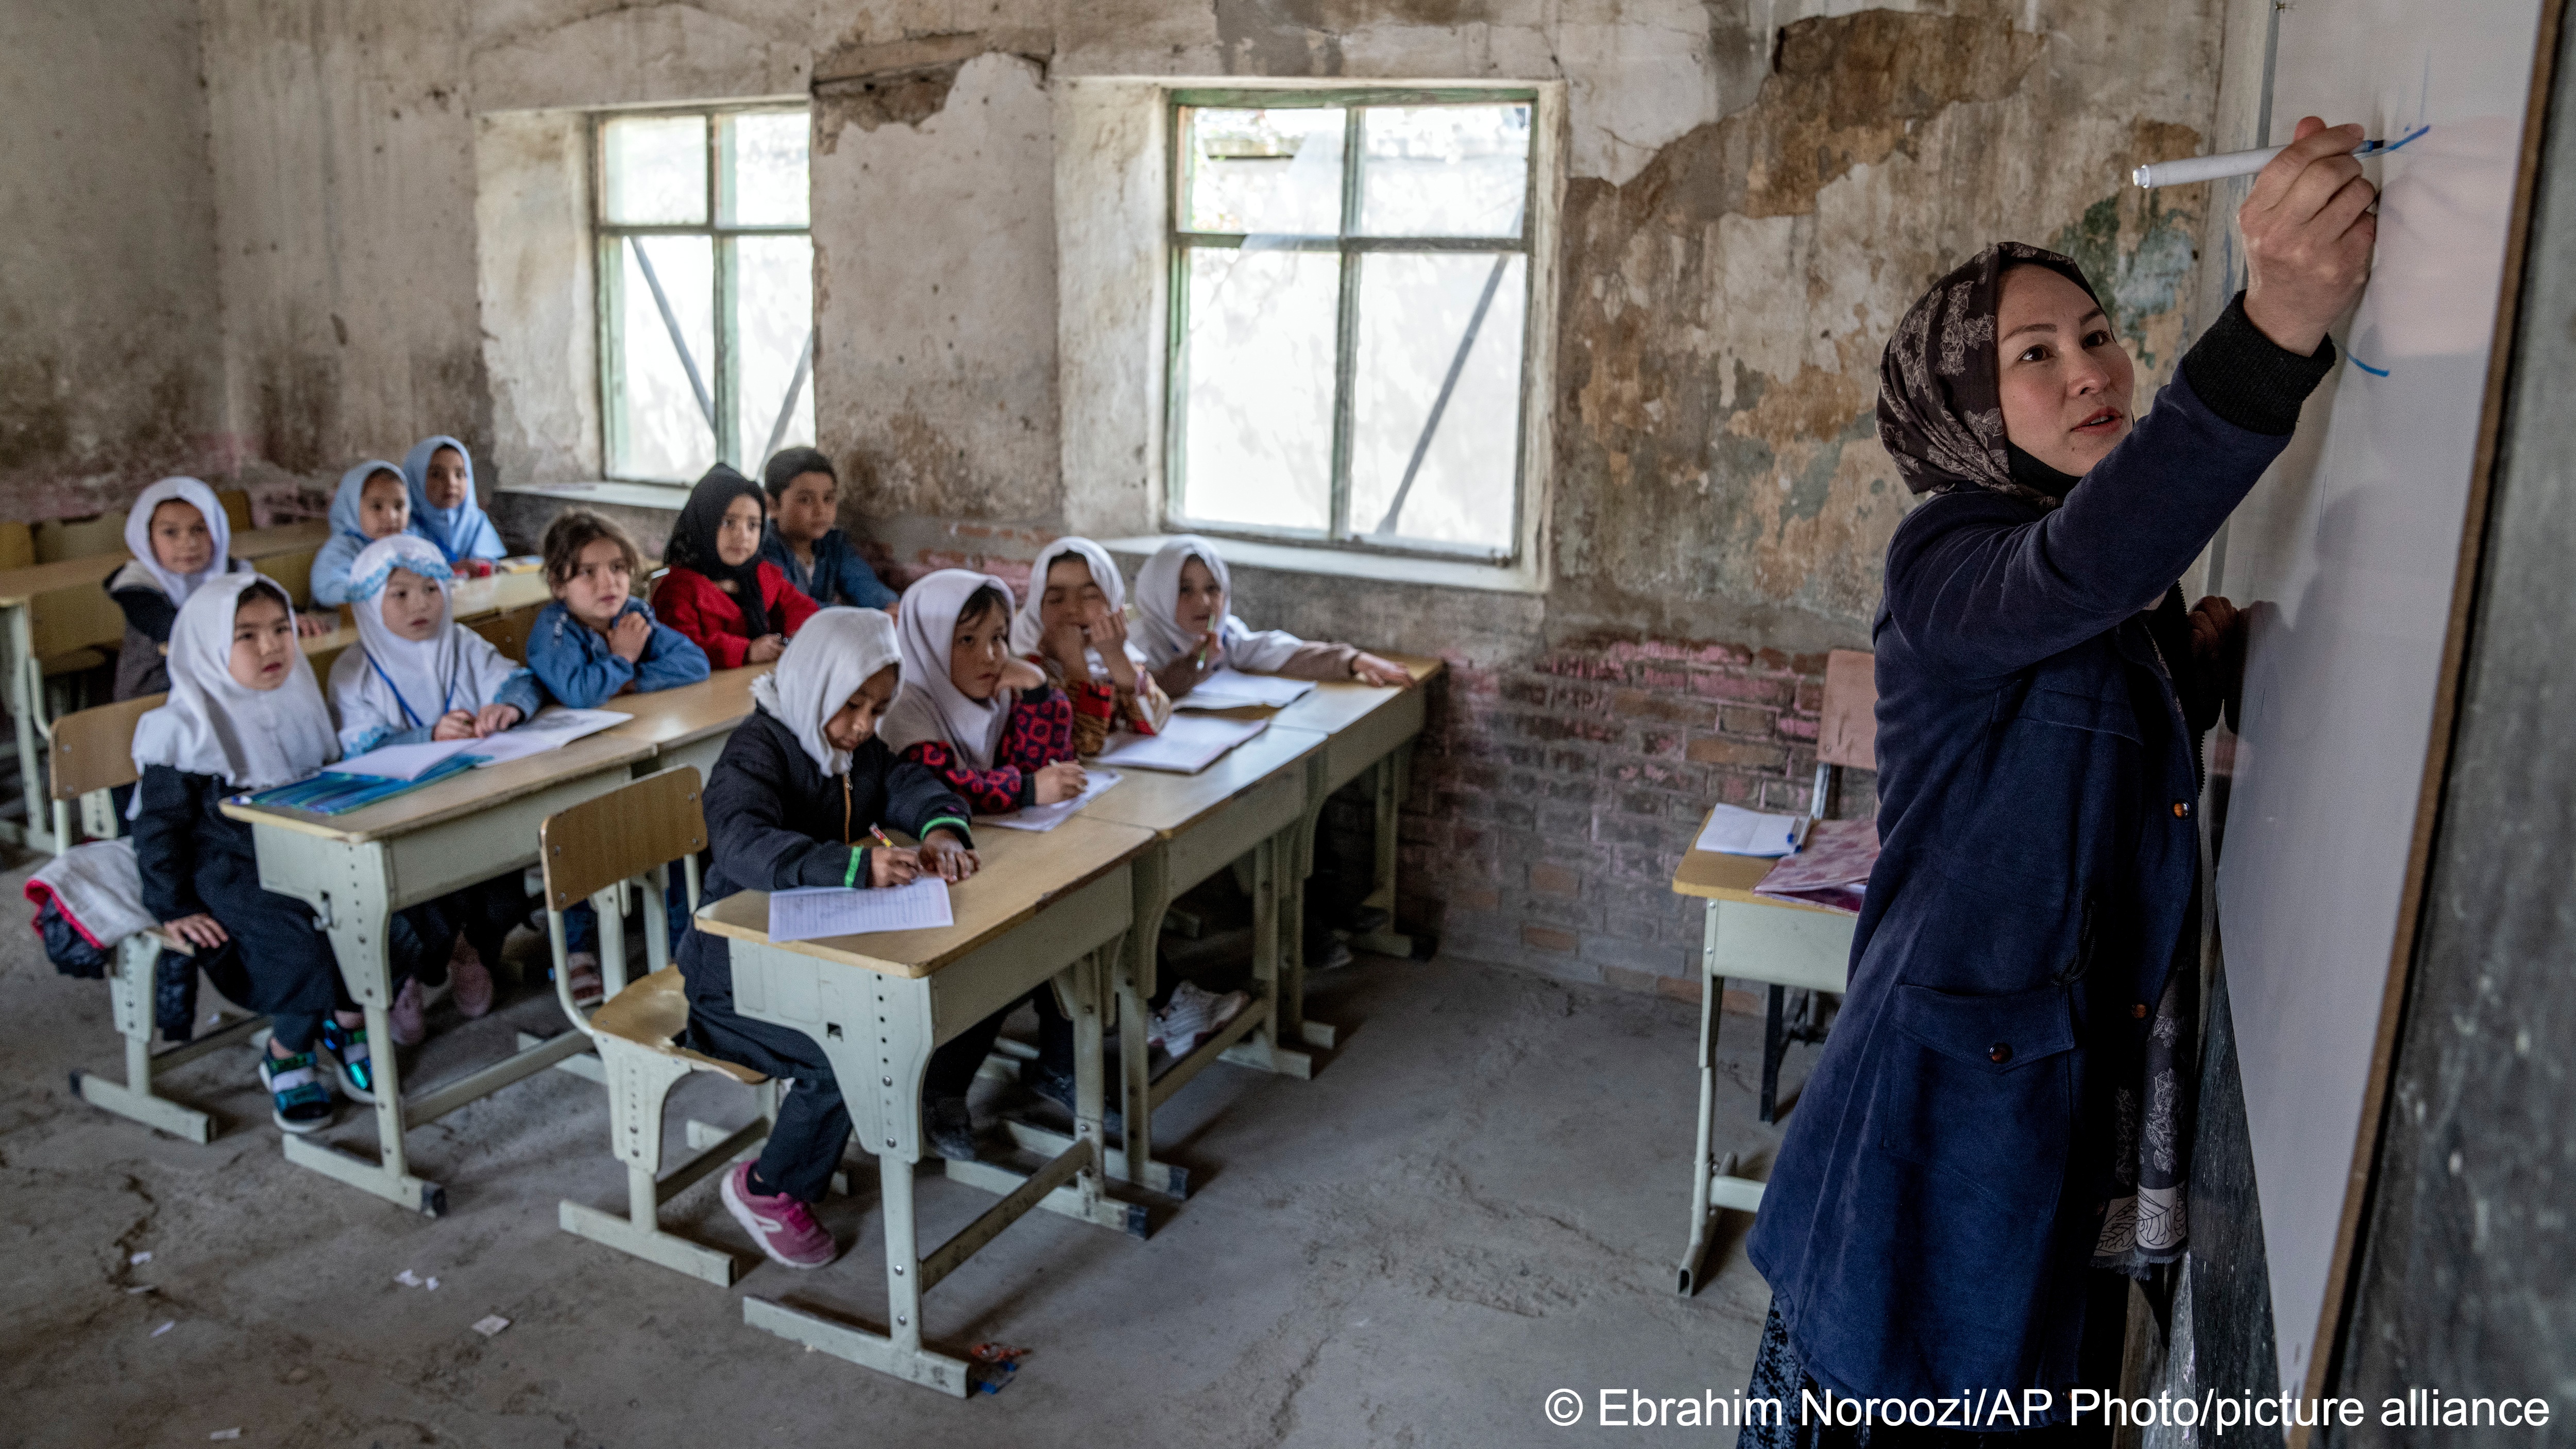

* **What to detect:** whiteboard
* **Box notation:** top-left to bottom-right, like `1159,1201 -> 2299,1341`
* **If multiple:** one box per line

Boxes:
2211,0 -> 2543,1403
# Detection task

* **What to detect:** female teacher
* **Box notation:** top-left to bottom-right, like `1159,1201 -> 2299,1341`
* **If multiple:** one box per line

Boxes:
1739,118 -> 2380,1445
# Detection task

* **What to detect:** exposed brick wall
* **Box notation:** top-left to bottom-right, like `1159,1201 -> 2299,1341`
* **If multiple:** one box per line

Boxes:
1332,636 -> 1876,1005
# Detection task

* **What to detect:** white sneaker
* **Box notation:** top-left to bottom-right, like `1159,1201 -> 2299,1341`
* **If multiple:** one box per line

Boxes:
1154,981 -> 1249,1057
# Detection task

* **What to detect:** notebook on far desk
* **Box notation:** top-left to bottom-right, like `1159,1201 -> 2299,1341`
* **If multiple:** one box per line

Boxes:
1092,715 -> 1268,774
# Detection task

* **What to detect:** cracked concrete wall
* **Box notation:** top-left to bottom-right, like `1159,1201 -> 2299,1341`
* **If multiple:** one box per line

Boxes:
0,0 -> 226,520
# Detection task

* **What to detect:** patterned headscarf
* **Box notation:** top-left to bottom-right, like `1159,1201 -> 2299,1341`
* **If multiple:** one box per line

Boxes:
1877,242 -> 2103,512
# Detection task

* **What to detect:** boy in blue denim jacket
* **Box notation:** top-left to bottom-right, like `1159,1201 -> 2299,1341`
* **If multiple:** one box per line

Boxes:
758,447 -> 899,610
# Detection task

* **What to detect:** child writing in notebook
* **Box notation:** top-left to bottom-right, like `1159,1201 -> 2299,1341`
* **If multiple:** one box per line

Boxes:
879,569 -> 1113,1139
310,459 -> 412,608
1010,537 -> 1170,756
105,477 -> 269,702
329,534 -> 544,1043
653,464 -> 819,667
758,447 -> 899,611
677,609 -> 979,1269
526,509 -> 710,1002
1133,535 -> 1414,696
880,569 -> 1084,814
132,574 -> 371,1131
402,434 -> 506,575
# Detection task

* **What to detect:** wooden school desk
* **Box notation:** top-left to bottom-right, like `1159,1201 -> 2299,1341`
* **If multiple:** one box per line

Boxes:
0,520 -> 331,851
1668,816 -> 1854,1295
696,815 -> 1157,1395
601,665 -> 770,779
1012,723 -> 1327,1199
1259,652 -> 1444,1048
222,733 -> 657,1215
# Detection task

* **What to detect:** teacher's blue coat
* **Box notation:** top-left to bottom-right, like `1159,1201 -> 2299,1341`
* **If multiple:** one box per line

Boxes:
1745,367 -> 2296,1406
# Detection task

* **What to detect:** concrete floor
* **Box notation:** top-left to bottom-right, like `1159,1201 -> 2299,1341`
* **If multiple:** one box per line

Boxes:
0,859 -> 1804,1449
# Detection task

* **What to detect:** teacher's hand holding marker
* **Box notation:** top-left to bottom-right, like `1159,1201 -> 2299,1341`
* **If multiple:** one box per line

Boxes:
2237,117 -> 2382,355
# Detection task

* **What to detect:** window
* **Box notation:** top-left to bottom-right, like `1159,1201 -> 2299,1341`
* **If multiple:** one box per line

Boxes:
1167,91 -> 1537,562
595,108 -> 815,483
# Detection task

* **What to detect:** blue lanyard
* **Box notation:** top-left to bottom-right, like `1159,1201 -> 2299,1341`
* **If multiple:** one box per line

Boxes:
364,650 -> 454,729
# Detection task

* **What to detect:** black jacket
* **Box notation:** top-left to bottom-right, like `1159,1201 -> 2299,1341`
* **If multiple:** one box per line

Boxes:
131,764 -> 340,1018
1747,296 -> 2335,1404
675,709 -> 972,1000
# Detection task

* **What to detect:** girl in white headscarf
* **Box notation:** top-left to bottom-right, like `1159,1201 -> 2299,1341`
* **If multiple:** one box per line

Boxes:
1130,535 -> 1415,699
130,574 -> 367,1133
327,534 -> 543,1039
676,609 -> 989,1254
882,569 -> 1087,815
103,477 -> 252,700
1008,536 -> 1171,755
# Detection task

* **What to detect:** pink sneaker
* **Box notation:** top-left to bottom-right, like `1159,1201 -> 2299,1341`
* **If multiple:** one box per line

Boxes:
449,936 -> 495,1019
387,977 -> 427,1048
721,1161 -> 836,1269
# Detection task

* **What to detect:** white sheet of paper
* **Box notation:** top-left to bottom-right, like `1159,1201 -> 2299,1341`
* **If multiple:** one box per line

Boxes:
1693,803 -> 1808,857
463,706 -> 632,767
329,738 -> 478,781
982,769 -> 1120,832
1091,715 -> 1268,773
1175,667 -> 1317,710
767,878 -> 954,941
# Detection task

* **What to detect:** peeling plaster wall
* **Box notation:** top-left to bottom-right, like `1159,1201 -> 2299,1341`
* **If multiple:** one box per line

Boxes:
199,0 -> 488,513
0,0 -> 226,518
474,109 -> 599,492
812,49 -> 1064,527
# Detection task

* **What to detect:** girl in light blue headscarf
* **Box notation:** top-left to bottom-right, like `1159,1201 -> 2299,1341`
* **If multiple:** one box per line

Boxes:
310,459 -> 410,608
401,434 -> 506,568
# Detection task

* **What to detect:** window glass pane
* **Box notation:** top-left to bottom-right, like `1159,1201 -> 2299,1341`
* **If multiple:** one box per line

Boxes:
1358,104 -> 1530,238
611,234 -> 716,481
722,111 -> 809,227
1347,252 -> 1527,555
1184,108 -> 1346,237
733,235 -> 816,470
1178,247 -> 1337,533
602,114 -> 707,225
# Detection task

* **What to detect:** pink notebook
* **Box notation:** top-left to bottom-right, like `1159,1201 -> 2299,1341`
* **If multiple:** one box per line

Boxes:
1753,818 -> 1880,915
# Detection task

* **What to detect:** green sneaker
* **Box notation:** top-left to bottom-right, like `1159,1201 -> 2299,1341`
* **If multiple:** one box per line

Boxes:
318,1019 -> 376,1104
259,1050 -> 336,1134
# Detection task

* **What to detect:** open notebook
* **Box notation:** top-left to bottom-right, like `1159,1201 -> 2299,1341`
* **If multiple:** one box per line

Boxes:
241,707 -> 632,815
1092,715 -> 1267,774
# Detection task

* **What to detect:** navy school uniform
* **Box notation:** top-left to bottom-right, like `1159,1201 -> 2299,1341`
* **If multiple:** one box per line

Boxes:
1743,295 -> 2335,1409
132,765 -> 350,1049
676,709 -> 974,1202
